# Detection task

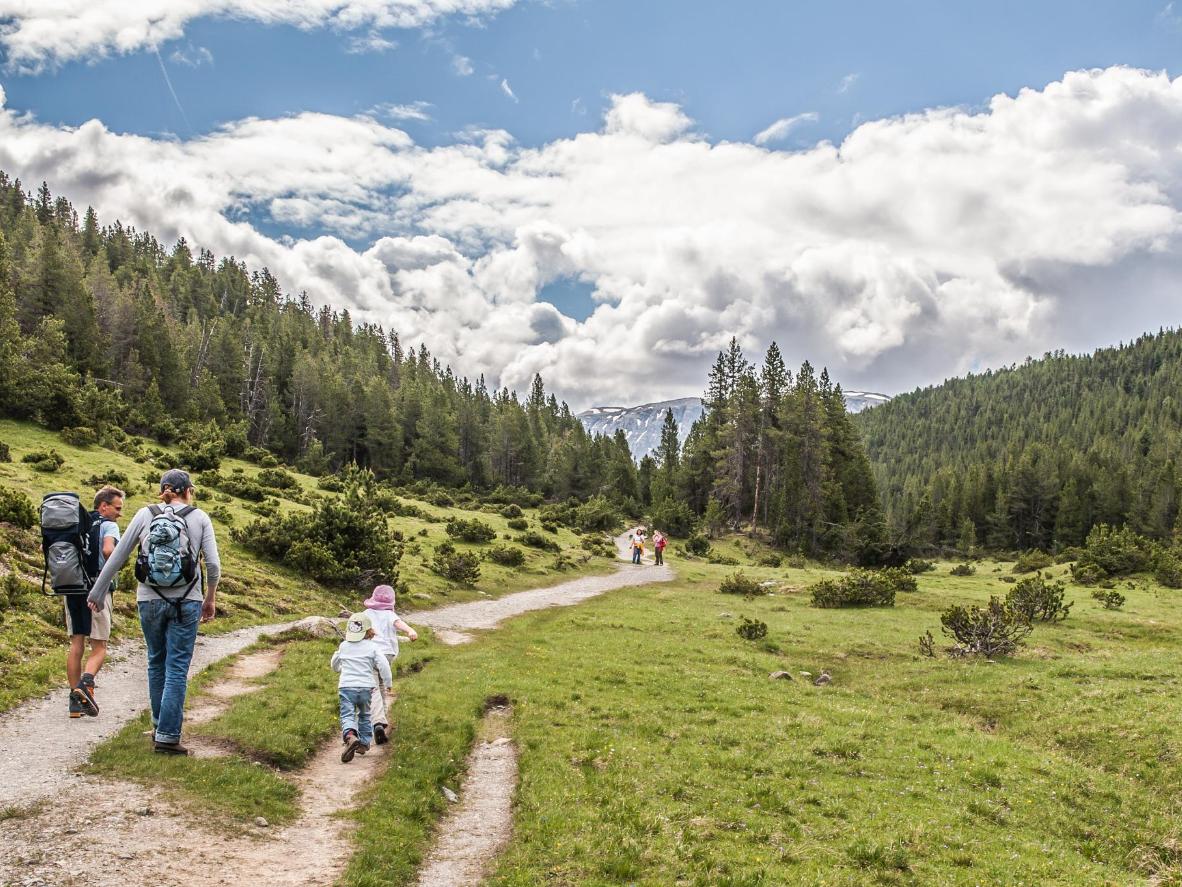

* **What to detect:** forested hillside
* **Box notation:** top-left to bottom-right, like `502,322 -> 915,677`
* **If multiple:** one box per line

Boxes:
0,173 -> 642,501
0,172 -> 880,554
855,330 -> 1182,551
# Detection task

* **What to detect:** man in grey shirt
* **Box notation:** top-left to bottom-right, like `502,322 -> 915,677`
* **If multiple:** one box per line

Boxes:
88,469 -> 220,755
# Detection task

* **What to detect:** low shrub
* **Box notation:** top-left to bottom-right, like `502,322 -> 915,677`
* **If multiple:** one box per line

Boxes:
540,521 -> 558,534
232,495 -> 401,586
949,563 -> 975,576
505,517 -> 528,531
0,487 -> 37,529
785,554 -> 807,569
1055,546 -> 1085,564
1069,562 -> 1106,586
905,558 -> 936,574
200,471 -> 267,502
485,544 -> 526,567
81,471 -> 130,488
880,566 -> 918,593
1153,550 -> 1182,589
499,504 -> 523,519
1005,574 -> 1073,622
718,571 -> 764,596
809,569 -> 896,608
428,490 -> 454,508
445,517 -> 497,544
432,549 -> 481,585
257,468 -> 300,490
1075,524 -> 1153,578
207,505 -> 235,525
318,476 -> 345,493
736,616 -> 768,641
939,597 -> 1032,658
579,535 -> 615,558
683,535 -> 710,557
1092,588 -> 1126,609
518,530 -> 560,552
757,553 -> 783,568
0,441 -> 9,462
1012,550 -> 1054,573
707,552 -> 740,566
21,449 -> 64,472
60,426 -> 98,447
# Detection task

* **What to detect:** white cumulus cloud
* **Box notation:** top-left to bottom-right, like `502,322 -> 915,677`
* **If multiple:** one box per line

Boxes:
0,0 -> 520,71
0,67 -> 1180,408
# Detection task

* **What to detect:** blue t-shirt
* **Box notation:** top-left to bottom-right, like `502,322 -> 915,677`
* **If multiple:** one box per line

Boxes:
97,519 -> 121,590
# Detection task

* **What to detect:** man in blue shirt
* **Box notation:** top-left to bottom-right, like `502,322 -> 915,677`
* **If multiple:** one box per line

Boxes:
66,485 -> 123,718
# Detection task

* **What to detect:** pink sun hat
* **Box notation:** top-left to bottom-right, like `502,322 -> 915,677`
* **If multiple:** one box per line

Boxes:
363,584 -> 396,610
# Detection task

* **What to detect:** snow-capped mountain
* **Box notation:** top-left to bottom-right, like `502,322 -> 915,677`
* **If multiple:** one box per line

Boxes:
577,397 -> 704,459
577,391 -> 891,459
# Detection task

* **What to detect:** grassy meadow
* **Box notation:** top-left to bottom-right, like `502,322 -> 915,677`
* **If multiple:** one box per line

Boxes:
0,419 -> 611,712
79,543 -> 1182,884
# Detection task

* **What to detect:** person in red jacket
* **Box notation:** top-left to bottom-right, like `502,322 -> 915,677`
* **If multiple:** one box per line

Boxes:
653,530 -> 667,566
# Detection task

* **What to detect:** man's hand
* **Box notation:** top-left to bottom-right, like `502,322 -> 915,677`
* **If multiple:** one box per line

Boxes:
87,599 -> 100,613
201,596 -> 216,622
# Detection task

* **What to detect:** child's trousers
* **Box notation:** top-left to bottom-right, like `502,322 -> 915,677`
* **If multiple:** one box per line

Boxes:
339,687 -> 373,745
370,654 -> 396,727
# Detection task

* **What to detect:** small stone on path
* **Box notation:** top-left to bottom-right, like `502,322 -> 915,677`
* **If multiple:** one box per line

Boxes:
441,786 -> 459,803
254,817 -> 269,828
769,671 -> 793,680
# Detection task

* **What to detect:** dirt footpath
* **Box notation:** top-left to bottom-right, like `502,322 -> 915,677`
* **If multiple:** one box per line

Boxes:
0,531 -> 672,887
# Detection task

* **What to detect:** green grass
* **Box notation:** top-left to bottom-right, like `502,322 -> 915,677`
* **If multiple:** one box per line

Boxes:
0,419 -> 610,712
85,629 -> 441,827
338,558 -> 1182,885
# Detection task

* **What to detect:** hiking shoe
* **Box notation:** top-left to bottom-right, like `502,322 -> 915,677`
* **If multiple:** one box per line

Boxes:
356,743 -> 370,756
374,724 -> 388,745
71,682 -> 99,718
341,738 -> 363,763
153,741 -> 191,756
68,694 -> 84,718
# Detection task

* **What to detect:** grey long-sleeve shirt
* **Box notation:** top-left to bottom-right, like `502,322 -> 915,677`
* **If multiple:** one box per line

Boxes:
87,504 -> 221,607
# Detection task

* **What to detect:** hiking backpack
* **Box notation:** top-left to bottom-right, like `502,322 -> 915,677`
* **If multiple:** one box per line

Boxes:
40,492 -> 94,596
134,504 -> 198,590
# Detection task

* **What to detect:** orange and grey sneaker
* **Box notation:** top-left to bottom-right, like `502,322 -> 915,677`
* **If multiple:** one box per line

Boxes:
71,677 -> 99,717
68,693 -> 84,718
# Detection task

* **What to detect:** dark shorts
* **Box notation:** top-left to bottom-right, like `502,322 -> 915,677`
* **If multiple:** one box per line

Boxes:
62,594 -> 92,637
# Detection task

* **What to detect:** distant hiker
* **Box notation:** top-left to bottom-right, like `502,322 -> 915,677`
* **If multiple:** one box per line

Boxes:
653,530 -> 667,566
331,612 -> 393,763
86,470 -> 220,756
631,529 -> 644,565
64,485 -> 124,718
361,584 -> 417,746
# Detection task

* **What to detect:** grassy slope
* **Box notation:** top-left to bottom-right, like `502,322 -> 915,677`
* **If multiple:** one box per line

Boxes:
0,419 -> 611,713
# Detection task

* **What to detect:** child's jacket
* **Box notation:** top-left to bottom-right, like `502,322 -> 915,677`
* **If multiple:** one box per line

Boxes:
331,638 -> 393,689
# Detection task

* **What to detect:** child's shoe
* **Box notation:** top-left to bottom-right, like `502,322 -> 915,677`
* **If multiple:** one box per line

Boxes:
341,730 -> 362,763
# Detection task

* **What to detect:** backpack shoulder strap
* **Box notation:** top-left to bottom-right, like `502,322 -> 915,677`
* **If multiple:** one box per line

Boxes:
176,505 -> 197,518
148,504 -> 163,518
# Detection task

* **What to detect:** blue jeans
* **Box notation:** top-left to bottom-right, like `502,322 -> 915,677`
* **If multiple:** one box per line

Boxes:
632,547 -> 642,564
138,599 -> 201,744
339,687 -> 373,745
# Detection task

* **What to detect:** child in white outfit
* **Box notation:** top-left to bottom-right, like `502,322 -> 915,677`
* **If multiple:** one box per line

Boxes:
362,584 -> 417,745
331,612 -> 393,763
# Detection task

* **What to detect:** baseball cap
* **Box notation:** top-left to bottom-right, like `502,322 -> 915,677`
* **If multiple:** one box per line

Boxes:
345,612 -> 372,642
159,469 -> 192,493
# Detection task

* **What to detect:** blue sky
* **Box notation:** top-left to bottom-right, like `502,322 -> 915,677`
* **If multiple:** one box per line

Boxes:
1,1 -> 1181,405
6,1 -> 1179,150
